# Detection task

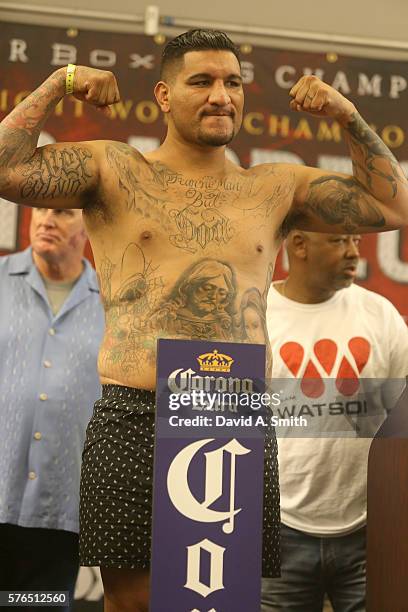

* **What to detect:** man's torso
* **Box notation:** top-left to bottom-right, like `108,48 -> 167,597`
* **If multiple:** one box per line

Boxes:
84,144 -> 296,388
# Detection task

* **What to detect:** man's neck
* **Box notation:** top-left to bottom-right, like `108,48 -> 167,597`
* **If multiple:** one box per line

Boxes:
32,251 -> 84,283
280,275 -> 336,304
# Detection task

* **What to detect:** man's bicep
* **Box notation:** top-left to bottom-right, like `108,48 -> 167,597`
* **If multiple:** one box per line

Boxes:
3,141 -> 101,209
290,165 -> 402,233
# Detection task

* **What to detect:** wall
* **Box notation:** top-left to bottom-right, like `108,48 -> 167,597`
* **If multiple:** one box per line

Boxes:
1,0 -> 408,60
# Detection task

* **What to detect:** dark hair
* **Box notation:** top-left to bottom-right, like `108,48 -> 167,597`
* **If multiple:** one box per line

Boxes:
160,29 -> 241,80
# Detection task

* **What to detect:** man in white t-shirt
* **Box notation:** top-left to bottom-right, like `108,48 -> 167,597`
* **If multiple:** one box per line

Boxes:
261,231 -> 408,612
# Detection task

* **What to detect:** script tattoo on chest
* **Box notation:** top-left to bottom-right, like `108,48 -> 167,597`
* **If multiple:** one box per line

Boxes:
105,144 -> 291,253
161,166 -> 295,252
157,170 -> 246,253
168,183 -> 235,253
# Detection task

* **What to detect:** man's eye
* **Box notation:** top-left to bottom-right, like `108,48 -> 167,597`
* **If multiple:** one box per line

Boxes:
226,81 -> 241,87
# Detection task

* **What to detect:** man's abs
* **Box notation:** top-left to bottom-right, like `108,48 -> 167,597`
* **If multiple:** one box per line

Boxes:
94,233 -> 278,389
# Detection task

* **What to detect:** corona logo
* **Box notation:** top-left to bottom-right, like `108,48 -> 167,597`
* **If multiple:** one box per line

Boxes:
197,349 -> 234,373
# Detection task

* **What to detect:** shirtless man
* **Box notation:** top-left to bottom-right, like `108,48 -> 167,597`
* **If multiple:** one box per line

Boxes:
0,28 -> 407,612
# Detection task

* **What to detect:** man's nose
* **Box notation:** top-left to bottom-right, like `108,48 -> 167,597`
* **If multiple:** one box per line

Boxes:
208,81 -> 231,106
345,239 -> 360,258
39,209 -> 57,226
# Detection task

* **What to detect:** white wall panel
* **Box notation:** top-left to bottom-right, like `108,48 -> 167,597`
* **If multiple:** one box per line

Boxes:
2,0 -> 408,59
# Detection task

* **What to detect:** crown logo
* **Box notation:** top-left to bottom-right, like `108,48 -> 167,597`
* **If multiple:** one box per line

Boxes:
197,349 -> 234,373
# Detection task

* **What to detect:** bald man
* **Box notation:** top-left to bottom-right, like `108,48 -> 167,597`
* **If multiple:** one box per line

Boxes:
0,208 -> 104,610
262,231 -> 408,612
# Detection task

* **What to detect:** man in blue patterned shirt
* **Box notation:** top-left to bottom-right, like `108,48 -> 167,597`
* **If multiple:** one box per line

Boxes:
0,207 -> 104,610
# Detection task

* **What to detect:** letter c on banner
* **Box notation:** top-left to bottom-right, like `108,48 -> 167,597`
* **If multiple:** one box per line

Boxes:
167,438 -> 251,534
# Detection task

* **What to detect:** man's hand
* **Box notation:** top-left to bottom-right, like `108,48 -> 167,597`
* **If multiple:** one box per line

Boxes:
69,66 -> 121,116
289,75 -> 356,125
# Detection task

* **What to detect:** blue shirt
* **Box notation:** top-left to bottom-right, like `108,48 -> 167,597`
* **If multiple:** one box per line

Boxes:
0,248 -> 104,533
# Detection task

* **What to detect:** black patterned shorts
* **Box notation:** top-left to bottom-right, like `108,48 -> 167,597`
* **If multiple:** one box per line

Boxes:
79,385 -> 281,577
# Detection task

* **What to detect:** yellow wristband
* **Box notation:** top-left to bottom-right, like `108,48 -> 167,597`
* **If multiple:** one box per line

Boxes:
65,64 -> 76,95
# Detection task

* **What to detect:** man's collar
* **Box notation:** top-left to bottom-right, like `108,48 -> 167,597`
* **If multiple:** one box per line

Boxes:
8,247 -> 99,293
81,257 -> 99,293
7,247 -> 34,275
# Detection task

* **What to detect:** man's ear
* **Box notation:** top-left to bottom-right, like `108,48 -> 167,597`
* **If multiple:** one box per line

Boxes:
289,231 -> 308,260
154,81 -> 170,113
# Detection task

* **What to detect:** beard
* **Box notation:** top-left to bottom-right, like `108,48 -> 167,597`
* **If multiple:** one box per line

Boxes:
196,114 -> 237,147
171,110 -> 239,148
196,125 -> 236,147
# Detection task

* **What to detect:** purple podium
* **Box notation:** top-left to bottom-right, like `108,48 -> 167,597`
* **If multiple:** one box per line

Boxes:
150,339 -> 268,611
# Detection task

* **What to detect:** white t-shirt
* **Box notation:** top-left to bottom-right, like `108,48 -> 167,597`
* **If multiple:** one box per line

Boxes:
266,282 -> 408,536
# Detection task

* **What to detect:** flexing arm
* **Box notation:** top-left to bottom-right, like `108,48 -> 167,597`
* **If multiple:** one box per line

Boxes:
0,66 -> 120,208
285,76 -> 408,233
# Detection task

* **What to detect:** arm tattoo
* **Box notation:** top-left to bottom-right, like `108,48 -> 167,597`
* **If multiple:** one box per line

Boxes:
0,71 -> 97,203
0,128 -> 32,190
304,174 -> 385,231
347,112 -> 406,199
0,72 -> 63,171
20,147 -> 93,200
0,129 -> 31,167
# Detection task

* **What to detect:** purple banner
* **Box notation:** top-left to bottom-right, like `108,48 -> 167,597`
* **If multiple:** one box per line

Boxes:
150,339 -> 267,611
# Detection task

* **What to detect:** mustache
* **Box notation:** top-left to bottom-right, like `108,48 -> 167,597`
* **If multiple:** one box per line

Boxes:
200,108 -> 234,117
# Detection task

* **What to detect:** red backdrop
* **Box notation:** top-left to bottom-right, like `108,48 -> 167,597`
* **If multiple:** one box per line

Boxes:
1,22 -> 407,317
